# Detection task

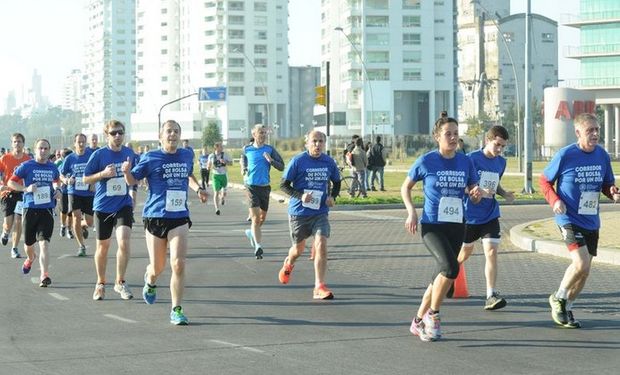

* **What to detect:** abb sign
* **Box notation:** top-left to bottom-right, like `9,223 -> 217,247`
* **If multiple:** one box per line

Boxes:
554,100 -> 596,120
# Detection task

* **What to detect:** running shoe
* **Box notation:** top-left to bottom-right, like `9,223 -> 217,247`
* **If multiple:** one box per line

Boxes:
76,245 -> 86,257
143,274 -> 157,305
58,227 -> 66,239
549,294 -> 568,326
484,292 -> 507,311
66,229 -> 74,239
21,258 -> 34,274
39,275 -> 52,288
1,232 -> 8,246
409,318 -> 432,342
564,310 -> 581,329
246,216 -> 251,222
422,309 -> 442,341
278,258 -> 294,284
221,198 -> 225,206
10,247 -> 20,259
170,306 -> 189,325
254,246 -> 263,260
313,284 -> 334,300
92,283 -> 105,300
244,229 -> 255,248
82,226 -> 89,239
114,281 -> 134,300
215,209 -> 221,215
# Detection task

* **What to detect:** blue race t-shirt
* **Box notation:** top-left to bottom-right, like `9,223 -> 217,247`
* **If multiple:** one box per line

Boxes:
543,143 -> 615,230
84,146 -> 135,213
13,160 -> 60,209
464,149 -> 506,224
408,150 -> 479,224
199,154 -> 209,170
130,148 -> 194,219
243,144 -> 277,186
61,149 -> 95,197
283,152 -> 341,216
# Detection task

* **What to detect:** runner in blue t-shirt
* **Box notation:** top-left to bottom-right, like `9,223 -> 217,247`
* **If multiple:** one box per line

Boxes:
240,124 -> 284,259
198,147 -> 210,189
540,113 -> 619,329
277,130 -> 341,300
401,116 -> 481,342
62,134 -> 95,257
8,139 -> 61,287
458,126 -> 515,311
122,120 -> 208,325
83,120 -> 135,302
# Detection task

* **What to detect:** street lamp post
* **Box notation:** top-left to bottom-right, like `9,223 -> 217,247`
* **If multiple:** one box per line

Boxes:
471,0 -> 522,171
232,47 -> 271,140
335,26 -> 375,139
523,0 -> 534,193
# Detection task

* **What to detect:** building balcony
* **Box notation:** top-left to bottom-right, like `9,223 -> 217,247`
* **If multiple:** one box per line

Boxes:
562,77 -> 620,89
562,11 -> 620,27
565,44 -> 620,58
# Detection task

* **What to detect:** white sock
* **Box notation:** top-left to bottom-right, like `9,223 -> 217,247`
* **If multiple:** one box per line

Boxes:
255,242 -> 262,250
566,300 -> 574,310
486,288 -> 496,299
555,288 -> 568,300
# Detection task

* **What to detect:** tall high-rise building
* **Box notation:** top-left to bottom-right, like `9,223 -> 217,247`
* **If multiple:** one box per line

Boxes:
131,0 -> 290,144
82,0 -> 136,136
320,0 -> 455,137
564,0 -> 620,156
62,69 -> 82,112
457,0 -> 558,125
4,90 -> 16,116
289,66 -> 321,139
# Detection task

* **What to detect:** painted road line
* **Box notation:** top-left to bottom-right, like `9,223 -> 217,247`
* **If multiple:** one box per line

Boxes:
104,314 -> 138,324
209,339 -> 265,354
49,293 -> 69,301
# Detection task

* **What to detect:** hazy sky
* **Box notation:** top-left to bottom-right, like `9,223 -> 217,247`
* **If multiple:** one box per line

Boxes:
0,0 -> 578,112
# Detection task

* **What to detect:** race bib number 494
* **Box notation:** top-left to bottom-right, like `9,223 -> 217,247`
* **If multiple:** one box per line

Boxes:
437,196 -> 463,223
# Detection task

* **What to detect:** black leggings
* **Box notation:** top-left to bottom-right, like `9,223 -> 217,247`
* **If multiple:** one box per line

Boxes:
421,223 -> 464,281
200,169 -> 210,189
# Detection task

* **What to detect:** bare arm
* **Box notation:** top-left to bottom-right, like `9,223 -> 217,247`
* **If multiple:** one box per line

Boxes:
400,176 -> 418,235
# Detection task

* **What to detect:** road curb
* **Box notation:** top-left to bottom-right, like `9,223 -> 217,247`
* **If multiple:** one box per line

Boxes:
510,219 -> 620,266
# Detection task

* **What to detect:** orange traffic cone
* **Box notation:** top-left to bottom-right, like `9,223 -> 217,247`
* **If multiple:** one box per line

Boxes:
452,263 -> 470,298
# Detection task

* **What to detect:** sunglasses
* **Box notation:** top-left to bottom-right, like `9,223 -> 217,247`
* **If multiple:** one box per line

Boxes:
108,130 -> 125,136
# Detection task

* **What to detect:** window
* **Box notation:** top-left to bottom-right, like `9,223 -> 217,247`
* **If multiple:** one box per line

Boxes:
204,58 -> 216,64
366,16 -> 389,27
255,30 -> 267,40
367,51 -> 389,63
542,33 -> 554,43
403,50 -> 421,63
403,33 -> 421,45
228,58 -> 244,67
229,72 -> 244,81
205,44 -> 215,50
255,86 -> 266,96
205,30 -> 215,36
434,36 -> 445,41
161,35 -> 167,41
161,76 -> 168,82
402,0 -> 420,9
367,69 -> 389,80
229,87 -> 244,95
205,2 -> 215,7
161,90 -> 168,95
255,72 -> 267,82
161,49 -> 168,55
367,0 -> 388,9
255,2 -> 267,11
230,43 -> 244,52
254,44 -> 267,54
229,1 -> 244,10
503,32 -> 514,43
254,58 -> 267,68
228,15 -> 244,25
228,29 -> 244,39
403,15 -> 421,27
403,68 -> 421,80
367,33 -> 389,46
205,16 -> 215,22
255,15 -> 267,26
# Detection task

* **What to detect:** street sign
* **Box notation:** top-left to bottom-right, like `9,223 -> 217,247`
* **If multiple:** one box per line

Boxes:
198,86 -> 227,101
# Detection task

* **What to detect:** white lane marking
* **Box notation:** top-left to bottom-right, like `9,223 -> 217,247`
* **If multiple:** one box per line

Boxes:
104,314 -> 137,323
334,210 -> 403,221
209,339 -> 265,354
190,228 -> 287,234
58,254 -> 72,259
49,293 -> 69,301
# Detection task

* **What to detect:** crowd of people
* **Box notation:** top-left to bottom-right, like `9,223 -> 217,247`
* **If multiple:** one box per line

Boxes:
1,113 -> 617,338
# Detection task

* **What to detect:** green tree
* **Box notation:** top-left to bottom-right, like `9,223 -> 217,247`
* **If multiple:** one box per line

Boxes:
201,121 -> 222,147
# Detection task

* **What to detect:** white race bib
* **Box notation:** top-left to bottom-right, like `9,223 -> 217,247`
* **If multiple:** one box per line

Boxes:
437,196 -> 463,223
33,186 -> 51,205
301,189 -> 323,210
165,190 -> 186,212
479,171 -> 500,198
75,178 -> 89,191
578,191 -> 599,215
14,200 -> 23,215
106,177 -> 127,196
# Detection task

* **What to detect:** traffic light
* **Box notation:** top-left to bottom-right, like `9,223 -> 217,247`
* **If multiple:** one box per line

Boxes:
315,85 -> 326,106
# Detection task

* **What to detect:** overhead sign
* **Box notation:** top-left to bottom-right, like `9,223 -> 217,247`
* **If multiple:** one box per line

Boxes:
199,86 -> 226,101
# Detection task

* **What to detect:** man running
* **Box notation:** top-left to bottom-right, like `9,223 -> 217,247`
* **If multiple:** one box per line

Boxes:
198,147 -> 210,190
0,133 -> 31,259
122,120 -> 208,325
278,130 -> 341,299
458,125 -> 514,310
540,113 -> 619,328
83,120 -> 136,301
8,139 -> 61,287
240,124 -> 284,259
207,142 -> 232,215
61,134 -> 95,257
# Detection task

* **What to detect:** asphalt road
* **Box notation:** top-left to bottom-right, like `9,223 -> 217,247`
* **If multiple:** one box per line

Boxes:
1,190 -> 619,375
